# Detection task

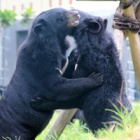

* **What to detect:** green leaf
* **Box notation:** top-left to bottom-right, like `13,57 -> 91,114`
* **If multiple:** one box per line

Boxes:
21,8 -> 34,24
0,9 -> 16,27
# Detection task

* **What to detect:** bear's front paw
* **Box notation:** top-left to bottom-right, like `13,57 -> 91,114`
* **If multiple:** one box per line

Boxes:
89,73 -> 103,86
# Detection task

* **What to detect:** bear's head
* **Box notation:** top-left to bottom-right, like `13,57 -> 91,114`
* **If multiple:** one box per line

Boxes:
31,8 -> 80,43
83,17 -> 108,34
74,17 -> 109,49
75,17 -> 108,36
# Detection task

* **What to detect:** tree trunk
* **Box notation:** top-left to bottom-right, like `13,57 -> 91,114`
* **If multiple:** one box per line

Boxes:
121,0 -> 140,93
135,0 -> 140,36
46,109 -> 77,140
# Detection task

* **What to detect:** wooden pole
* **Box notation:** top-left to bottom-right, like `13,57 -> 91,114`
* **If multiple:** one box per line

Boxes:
121,0 -> 140,93
135,1 -> 140,19
135,1 -> 140,41
46,109 -> 77,140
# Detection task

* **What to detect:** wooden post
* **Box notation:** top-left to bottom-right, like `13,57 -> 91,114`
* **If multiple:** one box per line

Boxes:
135,1 -> 140,20
46,109 -> 77,140
121,0 -> 140,92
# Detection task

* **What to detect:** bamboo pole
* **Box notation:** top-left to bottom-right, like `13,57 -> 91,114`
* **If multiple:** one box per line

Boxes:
121,0 -> 140,92
46,109 -> 77,140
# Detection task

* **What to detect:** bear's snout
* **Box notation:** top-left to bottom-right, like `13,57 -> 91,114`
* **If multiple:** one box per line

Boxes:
66,10 -> 80,27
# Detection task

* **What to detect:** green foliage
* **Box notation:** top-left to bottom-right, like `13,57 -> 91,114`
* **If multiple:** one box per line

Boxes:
96,103 -> 138,140
0,9 -> 16,28
21,8 -> 34,24
105,102 -> 136,130
36,103 -> 140,140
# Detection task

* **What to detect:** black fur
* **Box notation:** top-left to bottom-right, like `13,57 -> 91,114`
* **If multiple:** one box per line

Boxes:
0,8 -> 103,140
70,110 -> 86,126
31,10 -> 132,133
73,17 -> 132,132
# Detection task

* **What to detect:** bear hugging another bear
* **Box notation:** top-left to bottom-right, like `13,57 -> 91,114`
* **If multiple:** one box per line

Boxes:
0,8 -> 103,140
31,10 -> 132,133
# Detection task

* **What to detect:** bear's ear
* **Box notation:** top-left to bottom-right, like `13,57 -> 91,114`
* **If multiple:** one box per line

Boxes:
84,18 -> 101,33
33,19 -> 46,36
104,19 -> 108,30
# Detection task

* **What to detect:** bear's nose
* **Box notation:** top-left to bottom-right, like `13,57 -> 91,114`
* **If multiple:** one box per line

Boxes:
70,10 -> 79,16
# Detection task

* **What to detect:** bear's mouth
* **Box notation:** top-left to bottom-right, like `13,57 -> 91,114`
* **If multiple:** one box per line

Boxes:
66,10 -> 80,27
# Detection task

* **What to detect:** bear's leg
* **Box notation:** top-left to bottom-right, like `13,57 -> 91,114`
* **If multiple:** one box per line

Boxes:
31,96 -> 82,111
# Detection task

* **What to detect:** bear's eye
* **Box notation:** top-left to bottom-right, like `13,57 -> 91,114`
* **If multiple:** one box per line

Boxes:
56,14 -> 65,23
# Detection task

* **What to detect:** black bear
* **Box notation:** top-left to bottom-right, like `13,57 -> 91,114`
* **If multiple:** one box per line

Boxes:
31,11 -> 132,133
0,8 -> 103,140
